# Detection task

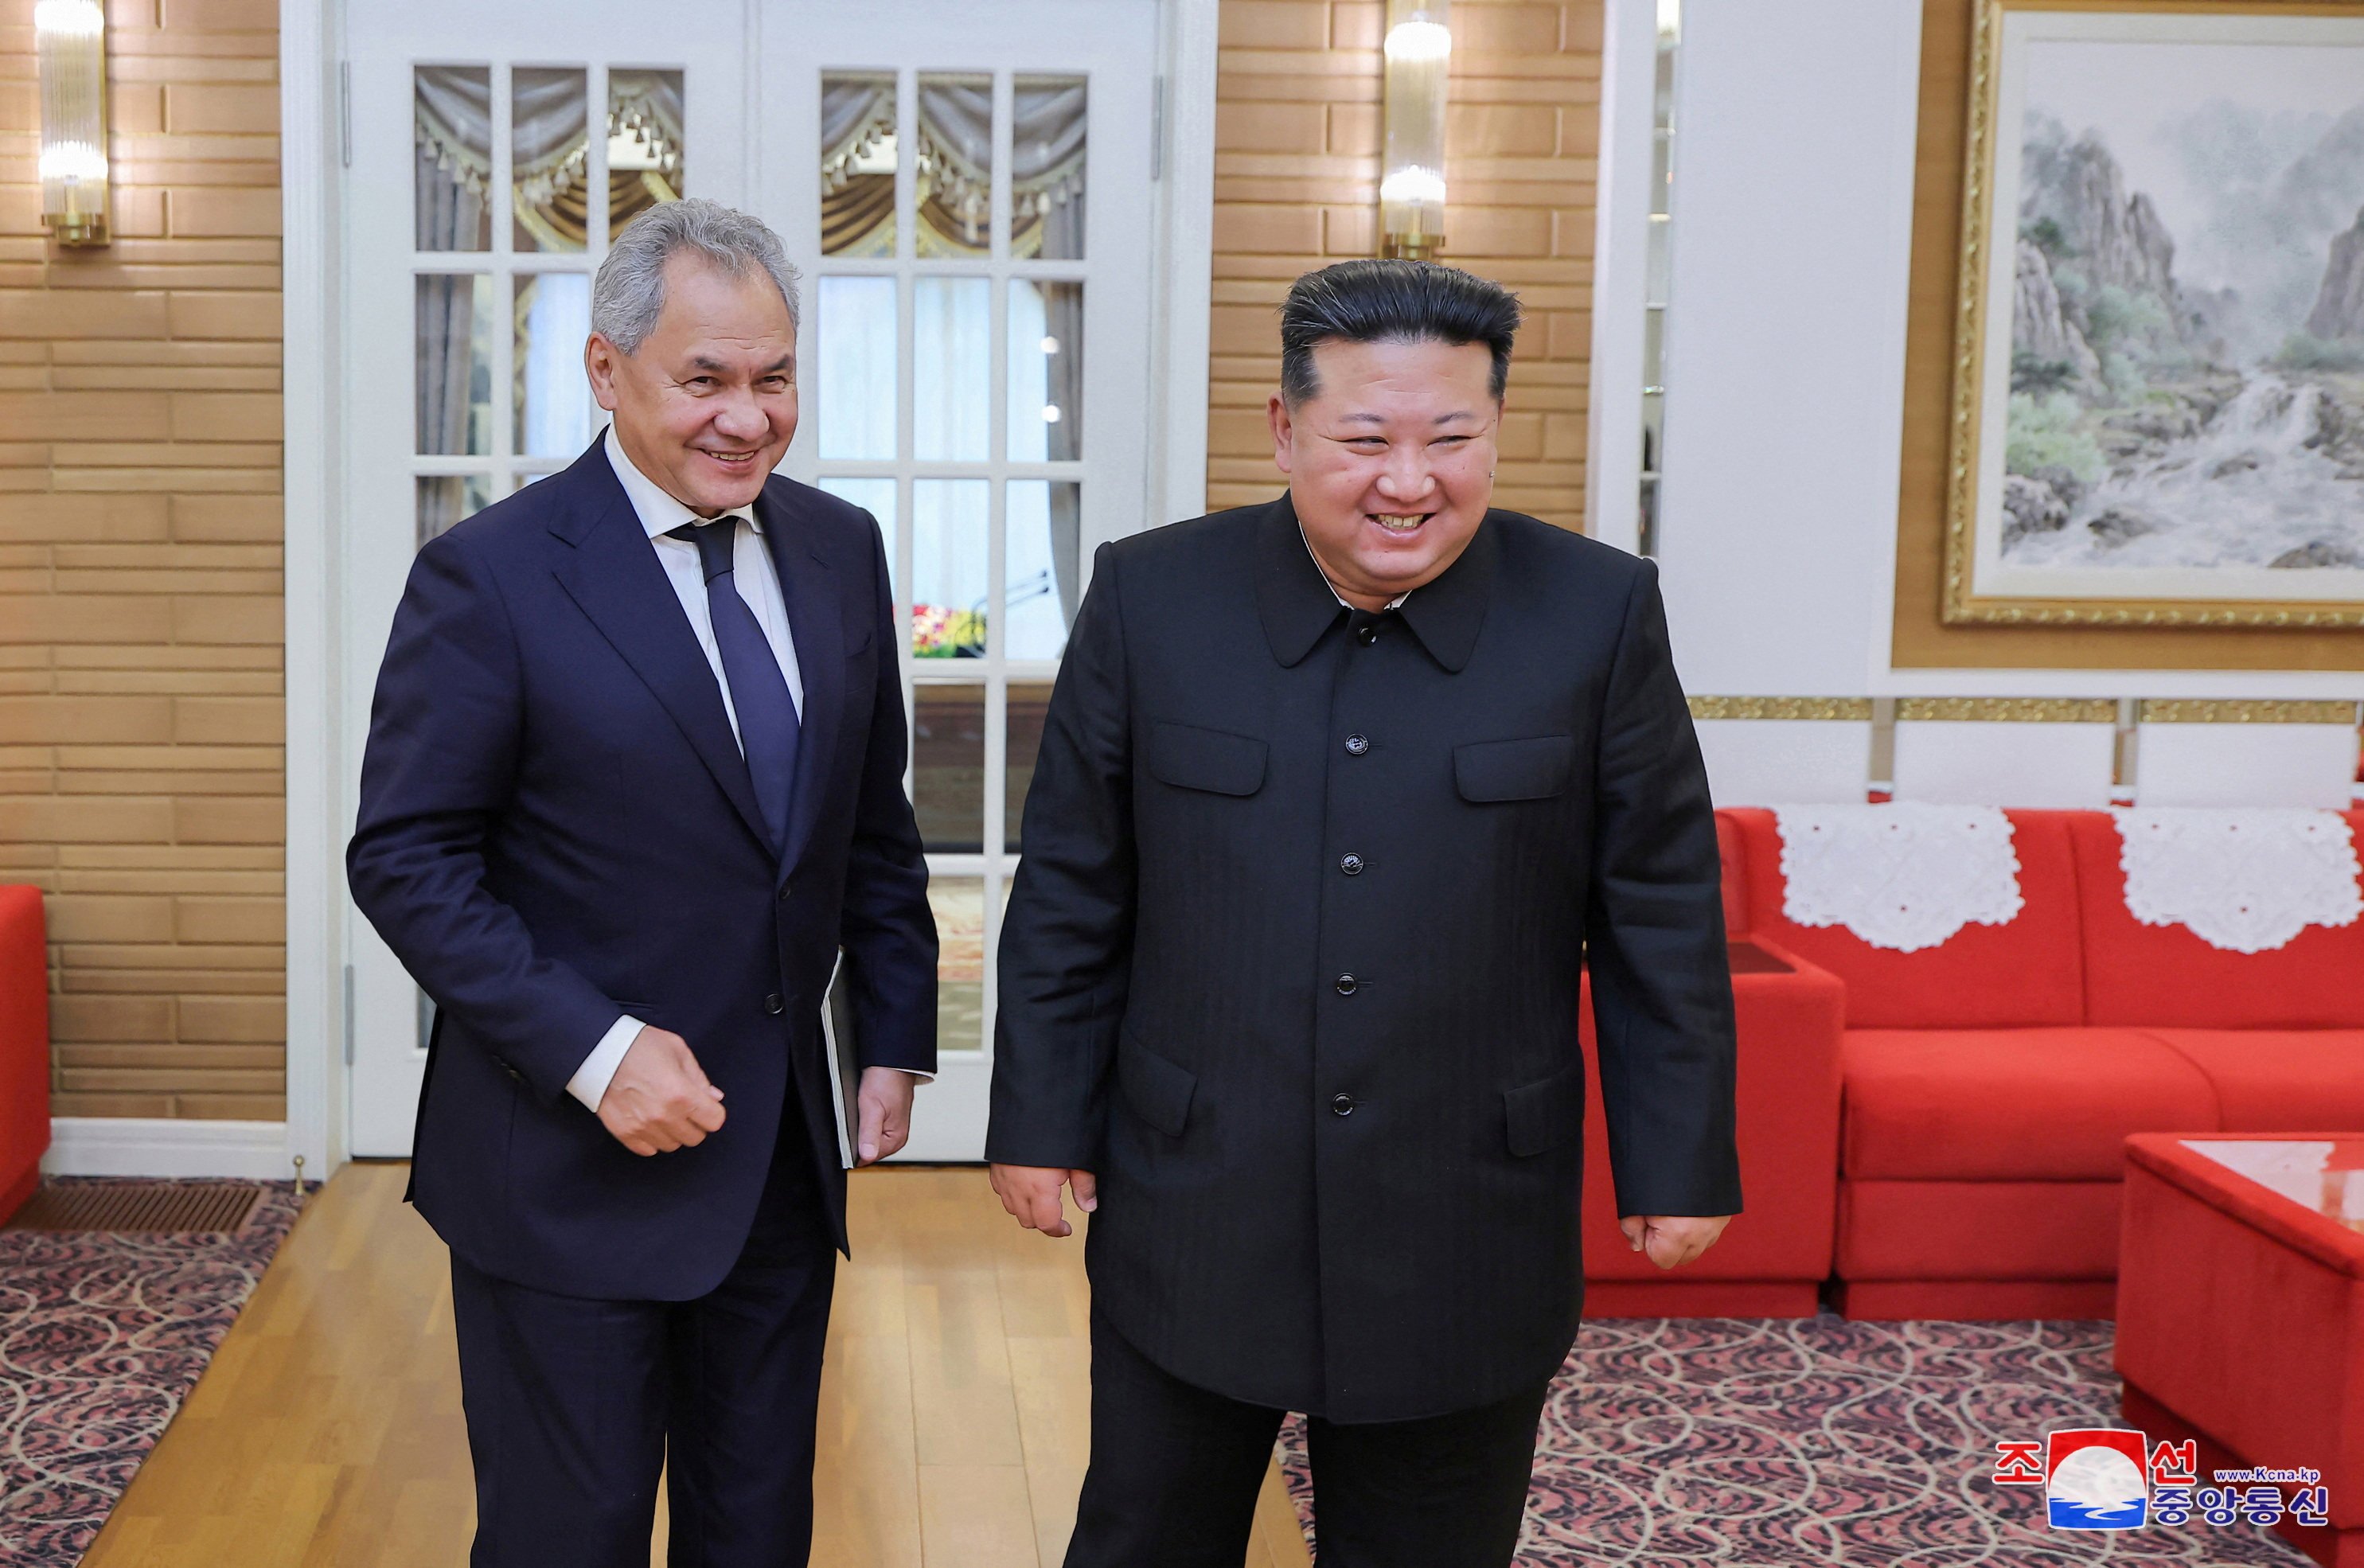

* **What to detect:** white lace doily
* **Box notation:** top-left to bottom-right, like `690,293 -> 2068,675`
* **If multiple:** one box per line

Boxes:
2112,809 -> 2362,954
1773,803 -> 2026,952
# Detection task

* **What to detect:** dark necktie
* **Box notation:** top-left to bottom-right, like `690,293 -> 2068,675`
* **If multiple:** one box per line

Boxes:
673,520 -> 799,854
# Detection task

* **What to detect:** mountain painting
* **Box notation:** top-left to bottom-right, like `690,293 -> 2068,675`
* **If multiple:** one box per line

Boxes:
1952,6 -> 2364,622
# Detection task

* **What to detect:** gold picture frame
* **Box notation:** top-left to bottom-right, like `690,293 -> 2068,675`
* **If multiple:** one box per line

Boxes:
1943,0 -> 2364,626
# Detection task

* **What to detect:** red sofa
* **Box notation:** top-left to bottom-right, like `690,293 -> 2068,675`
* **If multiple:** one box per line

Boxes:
0,886 -> 49,1224
1722,806 -> 2364,1320
1578,817 -> 1848,1316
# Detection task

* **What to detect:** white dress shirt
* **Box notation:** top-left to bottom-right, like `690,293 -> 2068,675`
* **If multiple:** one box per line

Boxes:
566,428 -> 806,1113
1300,520 -> 1411,611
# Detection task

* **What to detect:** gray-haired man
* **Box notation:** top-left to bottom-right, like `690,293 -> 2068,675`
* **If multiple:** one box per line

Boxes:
348,198 -> 937,1565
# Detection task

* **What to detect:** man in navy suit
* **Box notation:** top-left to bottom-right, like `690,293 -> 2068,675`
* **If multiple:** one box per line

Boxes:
348,198 -> 936,1567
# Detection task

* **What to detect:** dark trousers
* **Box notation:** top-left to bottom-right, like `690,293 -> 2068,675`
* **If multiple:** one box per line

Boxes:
1064,1309 -> 1550,1568
449,1125 -> 837,1568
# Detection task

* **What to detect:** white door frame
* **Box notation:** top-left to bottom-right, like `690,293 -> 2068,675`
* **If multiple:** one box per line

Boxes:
278,0 -> 1216,1176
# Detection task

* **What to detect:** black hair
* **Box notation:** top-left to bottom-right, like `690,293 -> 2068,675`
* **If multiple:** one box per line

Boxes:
1278,259 -> 1522,405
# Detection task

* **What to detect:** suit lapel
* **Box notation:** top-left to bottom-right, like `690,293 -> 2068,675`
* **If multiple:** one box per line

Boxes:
759,480 -> 844,882
547,449 -> 774,855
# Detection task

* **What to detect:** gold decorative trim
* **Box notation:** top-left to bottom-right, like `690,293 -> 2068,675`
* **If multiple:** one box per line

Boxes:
1937,0 -> 2364,630
2136,700 -> 2363,725
1687,697 -> 1875,721
1896,698 -> 2117,723
1939,0 -> 2003,626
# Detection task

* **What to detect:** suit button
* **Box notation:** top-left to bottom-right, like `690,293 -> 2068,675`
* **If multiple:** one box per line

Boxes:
1334,973 -> 1357,996
778,884 -> 790,902
1330,1093 -> 1357,1117
1356,623 -> 1380,646
763,993 -> 785,1015
1344,734 -> 1369,756
1340,854 -> 1363,876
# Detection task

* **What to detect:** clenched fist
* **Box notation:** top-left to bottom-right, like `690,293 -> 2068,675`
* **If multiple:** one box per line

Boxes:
988,1164 -> 1097,1238
1617,1213 -> 1733,1270
597,1024 -> 728,1156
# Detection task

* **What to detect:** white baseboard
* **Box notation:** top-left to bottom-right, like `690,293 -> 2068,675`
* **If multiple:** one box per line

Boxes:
41,1117 -> 295,1180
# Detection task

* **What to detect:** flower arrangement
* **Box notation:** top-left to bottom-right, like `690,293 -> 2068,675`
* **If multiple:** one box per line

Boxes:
911,603 -> 986,657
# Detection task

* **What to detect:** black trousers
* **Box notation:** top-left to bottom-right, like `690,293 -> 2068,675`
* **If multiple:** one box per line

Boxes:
1064,1309 -> 1551,1568
448,1123 -> 837,1568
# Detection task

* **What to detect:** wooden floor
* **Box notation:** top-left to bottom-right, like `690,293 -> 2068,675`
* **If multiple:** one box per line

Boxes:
80,1163 -> 1309,1568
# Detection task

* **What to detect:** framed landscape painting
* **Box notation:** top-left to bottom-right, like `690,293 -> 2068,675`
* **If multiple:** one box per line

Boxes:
1945,1 -> 2364,626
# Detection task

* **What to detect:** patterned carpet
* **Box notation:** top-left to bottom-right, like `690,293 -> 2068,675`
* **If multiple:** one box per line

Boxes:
0,1180 -> 305,1566
1278,1315 -> 2315,1566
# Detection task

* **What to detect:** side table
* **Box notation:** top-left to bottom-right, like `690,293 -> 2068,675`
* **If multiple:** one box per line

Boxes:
2119,1133 -> 2364,1568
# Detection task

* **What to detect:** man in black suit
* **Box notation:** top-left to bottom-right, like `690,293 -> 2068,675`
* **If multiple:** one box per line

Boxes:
348,199 -> 935,1566
987,259 -> 1740,1567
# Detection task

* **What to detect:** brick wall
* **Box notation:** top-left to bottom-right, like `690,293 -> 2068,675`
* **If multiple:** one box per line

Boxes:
0,0 -> 285,1121
1207,0 -> 1600,523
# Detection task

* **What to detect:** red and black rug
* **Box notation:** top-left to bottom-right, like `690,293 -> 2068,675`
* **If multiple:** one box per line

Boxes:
1280,1315 -> 2311,1565
0,1180 -> 305,1566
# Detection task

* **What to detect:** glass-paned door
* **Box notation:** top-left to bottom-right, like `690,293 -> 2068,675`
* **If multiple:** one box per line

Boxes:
341,0 -> 1159,1161
342,0 -> 749,1156
771,1 -> 1157,1159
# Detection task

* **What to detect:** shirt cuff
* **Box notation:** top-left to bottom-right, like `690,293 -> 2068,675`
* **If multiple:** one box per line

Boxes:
567,1014 -> 645,1112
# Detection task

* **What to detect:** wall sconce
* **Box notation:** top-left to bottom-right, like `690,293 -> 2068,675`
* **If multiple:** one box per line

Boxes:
37,0 -> 111,248
1379,0 -> 1449,260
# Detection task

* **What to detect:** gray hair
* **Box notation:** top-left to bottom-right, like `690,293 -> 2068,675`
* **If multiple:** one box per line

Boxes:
591,197 -> 802,353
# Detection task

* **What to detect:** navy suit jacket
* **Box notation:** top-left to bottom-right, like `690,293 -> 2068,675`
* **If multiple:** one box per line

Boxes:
348,438 -> 936,1301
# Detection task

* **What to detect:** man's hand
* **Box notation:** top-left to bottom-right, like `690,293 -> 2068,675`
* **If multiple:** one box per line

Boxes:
989,1164 -> 1097,1239
596,1025 -> 727,1156
1619,1214 -> 1732,1270
855,1067 -> 919,1166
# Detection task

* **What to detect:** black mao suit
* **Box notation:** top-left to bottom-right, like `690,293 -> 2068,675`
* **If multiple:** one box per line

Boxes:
989,494 -> 1741,1562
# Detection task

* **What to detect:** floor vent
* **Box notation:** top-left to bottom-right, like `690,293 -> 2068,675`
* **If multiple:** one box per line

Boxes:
6,1181 -> 264,1235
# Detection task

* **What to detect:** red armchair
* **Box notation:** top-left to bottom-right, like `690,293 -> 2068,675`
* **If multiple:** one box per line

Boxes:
0,886 -> 48,1224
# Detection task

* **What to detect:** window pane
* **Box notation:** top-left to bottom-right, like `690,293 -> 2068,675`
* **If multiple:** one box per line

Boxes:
415,273 -> 493,456
415,66 -> 491,252
515,272 -> 595,458
513,68 -> 587,252
817,275 -> 897,461
913,684 -> 985,852
929,876 -> 985,1051
1012,75 -> 1085,259
817,477 -> 899,599
610,68 -> 685,236
916,72 -> 991,257
821,72 -> 896,258
915,276 -> 989,461
1007,280 -> 1083,461
1005,680 -> 1052,853
912,478 -> 989,657
415,474 -> 492,548
1005,481 -> 1078,660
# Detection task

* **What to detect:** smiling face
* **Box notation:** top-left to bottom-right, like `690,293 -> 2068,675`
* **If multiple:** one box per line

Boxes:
586,252 -> 798,517
1267,336 -> 1500,609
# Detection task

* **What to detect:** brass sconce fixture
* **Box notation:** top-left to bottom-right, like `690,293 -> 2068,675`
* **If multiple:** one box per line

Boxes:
1379,0 -> 1449,260
37,0 -> 111,248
